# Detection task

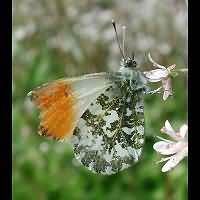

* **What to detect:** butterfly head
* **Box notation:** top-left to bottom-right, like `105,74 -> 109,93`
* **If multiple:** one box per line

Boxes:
112,20 -> 138,69
124,57 -> 137,68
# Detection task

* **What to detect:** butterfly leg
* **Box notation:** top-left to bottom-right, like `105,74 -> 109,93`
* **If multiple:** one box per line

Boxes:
144,87 -> 162,95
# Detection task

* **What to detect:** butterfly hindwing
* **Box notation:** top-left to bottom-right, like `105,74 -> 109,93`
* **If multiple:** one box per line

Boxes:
28,73 -> 114,141
71,79 -> 145,175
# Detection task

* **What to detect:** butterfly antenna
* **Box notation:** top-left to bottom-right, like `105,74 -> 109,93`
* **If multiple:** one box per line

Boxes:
132,52 -> 135,60
122,25 -> 126,58
112,20 -> 125,60
144,52 -> 148,63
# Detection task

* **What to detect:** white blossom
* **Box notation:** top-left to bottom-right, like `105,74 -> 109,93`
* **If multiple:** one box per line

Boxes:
144,53 -> 176,100
153,120 -> 188,172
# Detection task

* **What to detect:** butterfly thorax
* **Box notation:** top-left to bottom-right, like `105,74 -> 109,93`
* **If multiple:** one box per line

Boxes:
118,58 -> 147,91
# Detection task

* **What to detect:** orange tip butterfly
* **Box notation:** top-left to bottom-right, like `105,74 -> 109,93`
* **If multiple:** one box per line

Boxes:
28,20 -> 149,175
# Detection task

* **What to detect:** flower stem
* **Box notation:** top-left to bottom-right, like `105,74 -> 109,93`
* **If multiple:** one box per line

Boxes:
174,68 -> 188,73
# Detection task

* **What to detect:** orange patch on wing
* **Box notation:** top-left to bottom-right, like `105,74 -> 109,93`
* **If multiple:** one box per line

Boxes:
30,80 -> 77,140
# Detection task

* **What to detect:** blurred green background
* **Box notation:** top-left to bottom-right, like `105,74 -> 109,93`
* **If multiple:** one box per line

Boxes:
12,0 -> 188,199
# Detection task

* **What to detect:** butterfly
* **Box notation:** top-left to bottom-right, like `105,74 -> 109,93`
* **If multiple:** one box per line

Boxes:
28,20 -> 149,175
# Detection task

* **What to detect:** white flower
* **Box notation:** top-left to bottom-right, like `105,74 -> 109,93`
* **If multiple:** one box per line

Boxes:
144,53 -> 176,100
153,120 -> 188,172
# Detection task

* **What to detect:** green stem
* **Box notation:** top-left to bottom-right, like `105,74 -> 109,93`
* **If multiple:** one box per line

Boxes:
174,68 -> 188,73
165,174 -> 173,200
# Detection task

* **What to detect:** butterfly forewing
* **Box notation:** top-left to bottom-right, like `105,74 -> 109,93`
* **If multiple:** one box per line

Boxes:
71,79 -> 145,175
28,73 -> 115,141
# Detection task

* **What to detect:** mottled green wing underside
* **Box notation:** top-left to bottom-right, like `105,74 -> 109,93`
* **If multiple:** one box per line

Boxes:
71,80 -> 145,175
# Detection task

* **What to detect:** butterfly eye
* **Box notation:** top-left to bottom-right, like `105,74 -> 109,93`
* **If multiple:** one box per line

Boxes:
133,61 -> 137,68
125,59 -> 137,68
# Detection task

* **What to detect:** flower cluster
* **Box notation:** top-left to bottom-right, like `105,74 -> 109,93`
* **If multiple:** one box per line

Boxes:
144,53 -> 188,172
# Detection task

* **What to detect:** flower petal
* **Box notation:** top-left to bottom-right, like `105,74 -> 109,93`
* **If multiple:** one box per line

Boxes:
162,78 -> 172,101
161,120 -> 176,138
161,146 -> 188,172
153,141 -> 181,155
144,69 -> 168,82
179,124 -> 188,139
